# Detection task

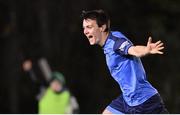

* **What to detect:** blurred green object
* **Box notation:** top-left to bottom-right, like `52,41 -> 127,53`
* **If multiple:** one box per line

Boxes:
38,88 -> 70,114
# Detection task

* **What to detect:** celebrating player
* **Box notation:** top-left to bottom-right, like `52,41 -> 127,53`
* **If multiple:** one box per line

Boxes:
81,9 -> 168,114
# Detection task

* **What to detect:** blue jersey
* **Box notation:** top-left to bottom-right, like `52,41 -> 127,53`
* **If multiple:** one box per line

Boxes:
103,31 -> 158,106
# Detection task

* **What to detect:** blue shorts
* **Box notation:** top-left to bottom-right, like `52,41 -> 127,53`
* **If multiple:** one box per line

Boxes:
106,93 -> 168,114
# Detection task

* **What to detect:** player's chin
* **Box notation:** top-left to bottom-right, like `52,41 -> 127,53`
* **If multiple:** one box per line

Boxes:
90,42 -> 96,45
89,41 -> 96,45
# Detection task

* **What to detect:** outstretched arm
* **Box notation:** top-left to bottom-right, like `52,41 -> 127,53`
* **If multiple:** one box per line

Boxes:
128,37 -> 164,57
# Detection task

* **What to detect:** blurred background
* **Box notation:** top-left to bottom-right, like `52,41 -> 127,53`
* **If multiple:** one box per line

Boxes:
0,0 -> 180,113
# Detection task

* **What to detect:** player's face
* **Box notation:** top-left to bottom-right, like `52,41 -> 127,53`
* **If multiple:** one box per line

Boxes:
83,19 -> 102,45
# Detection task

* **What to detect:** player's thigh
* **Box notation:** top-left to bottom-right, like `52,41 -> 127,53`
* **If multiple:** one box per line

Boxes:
102,109 -> 112,114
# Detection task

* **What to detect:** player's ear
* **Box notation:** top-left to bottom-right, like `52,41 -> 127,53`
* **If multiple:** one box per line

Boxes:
100,24 -> 106,32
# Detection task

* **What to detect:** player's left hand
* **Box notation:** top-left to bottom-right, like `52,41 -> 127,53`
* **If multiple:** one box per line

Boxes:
146,37 -> 164,54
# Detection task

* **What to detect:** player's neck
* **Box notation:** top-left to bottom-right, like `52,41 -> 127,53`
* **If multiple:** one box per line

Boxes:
99,31 -> 109,47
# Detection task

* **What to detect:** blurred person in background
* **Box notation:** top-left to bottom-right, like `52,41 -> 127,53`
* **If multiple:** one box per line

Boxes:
38,71 -> 79,114
22,59 -> 79,114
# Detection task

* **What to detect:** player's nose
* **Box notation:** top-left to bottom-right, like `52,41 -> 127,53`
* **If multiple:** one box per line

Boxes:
84,28 -> 89,35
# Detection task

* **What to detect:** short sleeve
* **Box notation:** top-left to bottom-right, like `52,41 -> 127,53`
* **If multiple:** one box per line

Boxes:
113,38 -> 133,55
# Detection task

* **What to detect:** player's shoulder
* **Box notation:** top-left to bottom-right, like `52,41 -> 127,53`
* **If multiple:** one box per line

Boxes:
111,31 -> 127,39
109,31 -> 129,43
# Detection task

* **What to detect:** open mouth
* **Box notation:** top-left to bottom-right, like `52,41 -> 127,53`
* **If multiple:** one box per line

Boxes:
88,35 -> 93,39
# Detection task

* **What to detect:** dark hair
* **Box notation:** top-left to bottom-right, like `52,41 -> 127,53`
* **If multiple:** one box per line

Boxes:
81,9 -> 110,32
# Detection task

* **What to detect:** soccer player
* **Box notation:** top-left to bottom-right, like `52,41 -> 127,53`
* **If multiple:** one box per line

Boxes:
81,9 -> 168,114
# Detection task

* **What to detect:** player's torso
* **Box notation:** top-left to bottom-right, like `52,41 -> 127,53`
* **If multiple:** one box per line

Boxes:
103,31 -> 158,106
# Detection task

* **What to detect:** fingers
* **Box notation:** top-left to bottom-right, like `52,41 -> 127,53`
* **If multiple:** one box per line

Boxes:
158,46 -> 164,50
155,40 -> 164,51
154,41 -> 164,54
151,49 -> 164,54
155,40 -> 163,46
149,37 -> 164,49
156,51 -> 164,54
147,36 -> 152,45
147,37 -> 164,47
157,42 -> 164,48
147,36 -> 165,54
